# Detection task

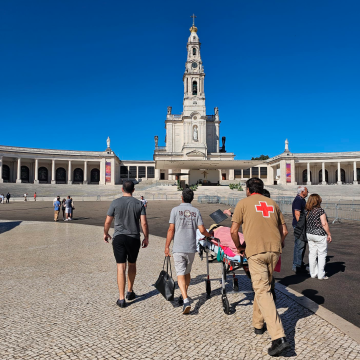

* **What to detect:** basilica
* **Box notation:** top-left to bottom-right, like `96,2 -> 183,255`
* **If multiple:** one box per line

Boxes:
1,21 -> 360,187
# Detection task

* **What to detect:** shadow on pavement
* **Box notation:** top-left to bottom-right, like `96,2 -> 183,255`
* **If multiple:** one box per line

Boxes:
277,273 -> 310,287
126,289 -> 160,306
0,221 -> 22,235
279,287 -> 322,357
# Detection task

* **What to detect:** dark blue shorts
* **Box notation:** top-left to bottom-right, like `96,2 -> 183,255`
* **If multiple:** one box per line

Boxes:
112,234 -> 140,264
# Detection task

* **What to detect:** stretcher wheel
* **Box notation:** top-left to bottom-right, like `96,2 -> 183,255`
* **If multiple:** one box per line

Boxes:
206,280 -> 211,297
222,294 -> 230,315
233,277 -> 239,291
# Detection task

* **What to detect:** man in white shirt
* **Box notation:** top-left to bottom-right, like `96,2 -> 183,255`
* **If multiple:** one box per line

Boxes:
140,196 -> 148,208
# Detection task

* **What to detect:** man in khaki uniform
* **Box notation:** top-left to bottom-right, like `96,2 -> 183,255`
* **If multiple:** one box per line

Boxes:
231,177 -> 290,357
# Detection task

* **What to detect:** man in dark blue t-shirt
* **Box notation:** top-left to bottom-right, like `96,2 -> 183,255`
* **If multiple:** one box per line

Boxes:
292,186 -> 308,273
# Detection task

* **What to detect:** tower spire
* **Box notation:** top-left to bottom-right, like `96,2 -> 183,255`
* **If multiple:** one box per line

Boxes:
190,14 -> 198,33
191,13 -> 197,26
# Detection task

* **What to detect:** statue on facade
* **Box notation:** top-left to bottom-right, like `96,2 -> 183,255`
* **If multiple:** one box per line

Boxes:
214,107 -> 219,120
193,126 -> 198,141
154,135 -> 158,147
167,106 -> 172,115
220,136 -> 226,152
107,136 -> 111,149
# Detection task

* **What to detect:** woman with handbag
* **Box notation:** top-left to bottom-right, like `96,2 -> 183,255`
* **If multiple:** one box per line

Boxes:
305,194 -> 332,280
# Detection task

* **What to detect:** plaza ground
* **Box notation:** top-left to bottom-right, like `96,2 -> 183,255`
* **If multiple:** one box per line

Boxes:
1,219 -> 360,359
1,200 -> 360,331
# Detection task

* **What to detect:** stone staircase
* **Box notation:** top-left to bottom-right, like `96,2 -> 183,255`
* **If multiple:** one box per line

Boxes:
0,182 -> 159,201
2,181 -> 360,202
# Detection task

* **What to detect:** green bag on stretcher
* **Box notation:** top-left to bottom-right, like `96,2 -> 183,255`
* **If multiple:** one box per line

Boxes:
217,246 -> 224,262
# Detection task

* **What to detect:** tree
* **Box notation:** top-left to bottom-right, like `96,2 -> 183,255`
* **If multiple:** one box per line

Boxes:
251,155 -> 270,160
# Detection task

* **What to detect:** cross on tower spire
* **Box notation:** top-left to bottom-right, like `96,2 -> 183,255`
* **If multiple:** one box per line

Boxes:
191,13 -> 197,26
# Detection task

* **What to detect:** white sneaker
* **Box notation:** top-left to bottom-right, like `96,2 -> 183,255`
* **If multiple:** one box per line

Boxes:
64,219 -> 68,221
319,276 -> 329,280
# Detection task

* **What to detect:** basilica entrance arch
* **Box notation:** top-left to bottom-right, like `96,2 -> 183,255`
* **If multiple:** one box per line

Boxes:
302,169 -> 312,184
38,167 -> 48,183
2,164 -> 10,182
90,168 -> 100,183
319,169 -> 328,183
73,168 -> 83,183
56,167 -> 66,184
336,168 -> 346,183
21,166 -> 30,183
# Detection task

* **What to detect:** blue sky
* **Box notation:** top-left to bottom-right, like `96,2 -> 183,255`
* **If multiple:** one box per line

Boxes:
1,0 -> 360,160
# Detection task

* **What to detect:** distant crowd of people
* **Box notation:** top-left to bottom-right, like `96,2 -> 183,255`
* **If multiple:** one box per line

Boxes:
0,192 -> 11,203
53,196 -> 75,221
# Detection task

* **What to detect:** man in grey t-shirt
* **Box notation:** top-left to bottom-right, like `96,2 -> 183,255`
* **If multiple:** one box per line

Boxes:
104,181 -> 149,308
64,196 -> 72,221
165,188 -> 211,314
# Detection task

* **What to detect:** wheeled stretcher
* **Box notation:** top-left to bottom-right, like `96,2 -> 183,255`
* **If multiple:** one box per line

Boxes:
198,237 -> 252,315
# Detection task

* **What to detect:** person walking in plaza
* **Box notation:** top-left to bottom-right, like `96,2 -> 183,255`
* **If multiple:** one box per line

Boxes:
140,196 -> 147,208
34,192 -> 37,201
70,197 -> 74,219
54,197 -> 61,222
64,196 -> 72,221
61,198 -> 66,220
230,178 -> 290,357
306,194 -> 332,280
292,186 -> 309,274
6,192 -> 10,203
24,193 -> 27,201
104,180 -> 149,308
164,188 -> 212,314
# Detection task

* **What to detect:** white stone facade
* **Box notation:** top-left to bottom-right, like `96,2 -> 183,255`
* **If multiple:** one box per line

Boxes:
0,144 -> 120,185
265,141 -> 360,186
153,22 -> 235,185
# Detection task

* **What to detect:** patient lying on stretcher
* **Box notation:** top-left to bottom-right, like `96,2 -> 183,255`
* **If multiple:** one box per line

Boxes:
197,224 -> 246,258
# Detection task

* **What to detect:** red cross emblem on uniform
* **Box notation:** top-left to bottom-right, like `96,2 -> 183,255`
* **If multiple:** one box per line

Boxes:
255,201 -> 274,218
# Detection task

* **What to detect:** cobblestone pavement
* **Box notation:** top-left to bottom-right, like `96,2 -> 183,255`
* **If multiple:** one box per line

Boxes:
1,221 -> 360,360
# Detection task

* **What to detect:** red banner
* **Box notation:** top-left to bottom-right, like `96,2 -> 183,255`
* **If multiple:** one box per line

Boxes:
286,163 -> 291,183
105,162 -> 111,183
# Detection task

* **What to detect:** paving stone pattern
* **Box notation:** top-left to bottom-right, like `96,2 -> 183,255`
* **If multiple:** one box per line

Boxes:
1,221 -> 360,359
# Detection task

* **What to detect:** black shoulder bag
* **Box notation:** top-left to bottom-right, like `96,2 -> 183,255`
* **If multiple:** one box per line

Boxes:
155,256 -> 175,301
294,211 -> 308,243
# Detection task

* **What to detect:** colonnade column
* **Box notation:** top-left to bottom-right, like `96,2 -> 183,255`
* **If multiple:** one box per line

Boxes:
354,161 -> 358,185
229,169 -> 234,181
16,158 -> 22,183
34,159 -> 39,184
51,160 -> 56,184
337,162 -> 342,185
322,162 -> 326,185
0,156 -> 3,183
290,160 -> 296,185
307,162 -> 311,185
249,167 -> 252,178
154,168 -> 160,181
68,160 -> 72,184
84,161 -> 88,184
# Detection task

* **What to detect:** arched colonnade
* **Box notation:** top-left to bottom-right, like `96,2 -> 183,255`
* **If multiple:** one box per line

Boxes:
0,158 -> 101,184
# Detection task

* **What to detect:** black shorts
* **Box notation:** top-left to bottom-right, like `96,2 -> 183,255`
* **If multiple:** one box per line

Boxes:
112,234 -> 141,264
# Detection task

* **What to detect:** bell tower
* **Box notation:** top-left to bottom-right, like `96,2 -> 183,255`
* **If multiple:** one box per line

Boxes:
183,14 -> 206,117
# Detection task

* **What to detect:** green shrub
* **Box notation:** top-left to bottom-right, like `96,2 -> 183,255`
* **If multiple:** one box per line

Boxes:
229,183 -> 243,191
